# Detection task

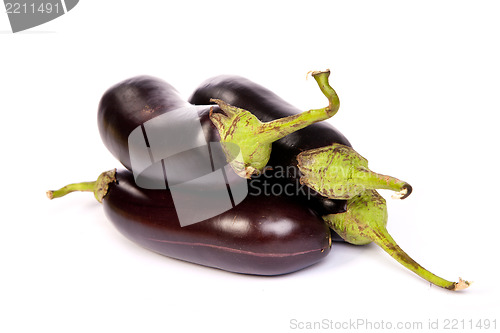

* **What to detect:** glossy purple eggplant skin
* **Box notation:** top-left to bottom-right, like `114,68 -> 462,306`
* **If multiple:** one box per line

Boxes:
103,170 -> 332,275
188,75 -> 351,216
97,76 -> 217,171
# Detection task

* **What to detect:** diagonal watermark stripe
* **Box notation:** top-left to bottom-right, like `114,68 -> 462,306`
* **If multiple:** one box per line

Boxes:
128,105 -> 248,227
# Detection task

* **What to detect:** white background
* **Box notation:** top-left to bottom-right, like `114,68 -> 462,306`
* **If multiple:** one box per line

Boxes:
1,1 -> 499,332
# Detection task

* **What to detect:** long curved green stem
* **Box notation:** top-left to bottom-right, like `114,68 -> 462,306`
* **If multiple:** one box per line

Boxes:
323,190 -> 470,291
256,69 -> 340,140
46,169 -> 116,203
371,227 -> 469,290
210,69 -> 340,178
311,69 -> 340,116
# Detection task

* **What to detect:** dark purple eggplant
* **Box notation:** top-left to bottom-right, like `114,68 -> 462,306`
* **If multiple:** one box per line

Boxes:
188,72 -> 411,204
47,169 -> 332,276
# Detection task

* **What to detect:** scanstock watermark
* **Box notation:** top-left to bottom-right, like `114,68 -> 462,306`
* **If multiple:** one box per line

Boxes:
289,317 -> 498,331
128,105 -> 315,227
4,0 -> 79,33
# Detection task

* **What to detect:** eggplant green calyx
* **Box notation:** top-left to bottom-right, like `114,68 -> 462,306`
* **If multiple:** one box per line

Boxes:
209,69 -> 340,179
322,190 -> 470,291
46,169 -> 116,203
297,143 -> 412,200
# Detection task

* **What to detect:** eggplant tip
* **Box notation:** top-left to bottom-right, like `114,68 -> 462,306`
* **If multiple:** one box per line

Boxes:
391,184 -> 413,200
46,190 -> 54,200
453,277 -> 472,291
237,165 -> 258,179
308,69 -> 331,78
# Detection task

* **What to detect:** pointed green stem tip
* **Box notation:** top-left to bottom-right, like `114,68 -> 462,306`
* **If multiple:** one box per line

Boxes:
209,69 -> 340,178
298,143 -> 412,200
323,190 -> 471,291
46,169 -> 116,203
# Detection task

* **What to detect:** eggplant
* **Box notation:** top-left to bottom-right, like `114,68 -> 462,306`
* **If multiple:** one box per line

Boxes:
97,75 -> 243,193
47,169 -> 332,275
188,72 -> 411,211
98,75 -> 215,172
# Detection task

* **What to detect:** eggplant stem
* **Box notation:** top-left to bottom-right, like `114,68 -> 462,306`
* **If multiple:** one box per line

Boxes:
297,143 -> 412,200
254,69 -> 340,143
323,190 -> 470,291
47,181 -> 96,199
46,169 -> 116,203
209,69 -> 340,178
359,170 -> 412,199
371,227 -> 470,291
311,69 -> 340,117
